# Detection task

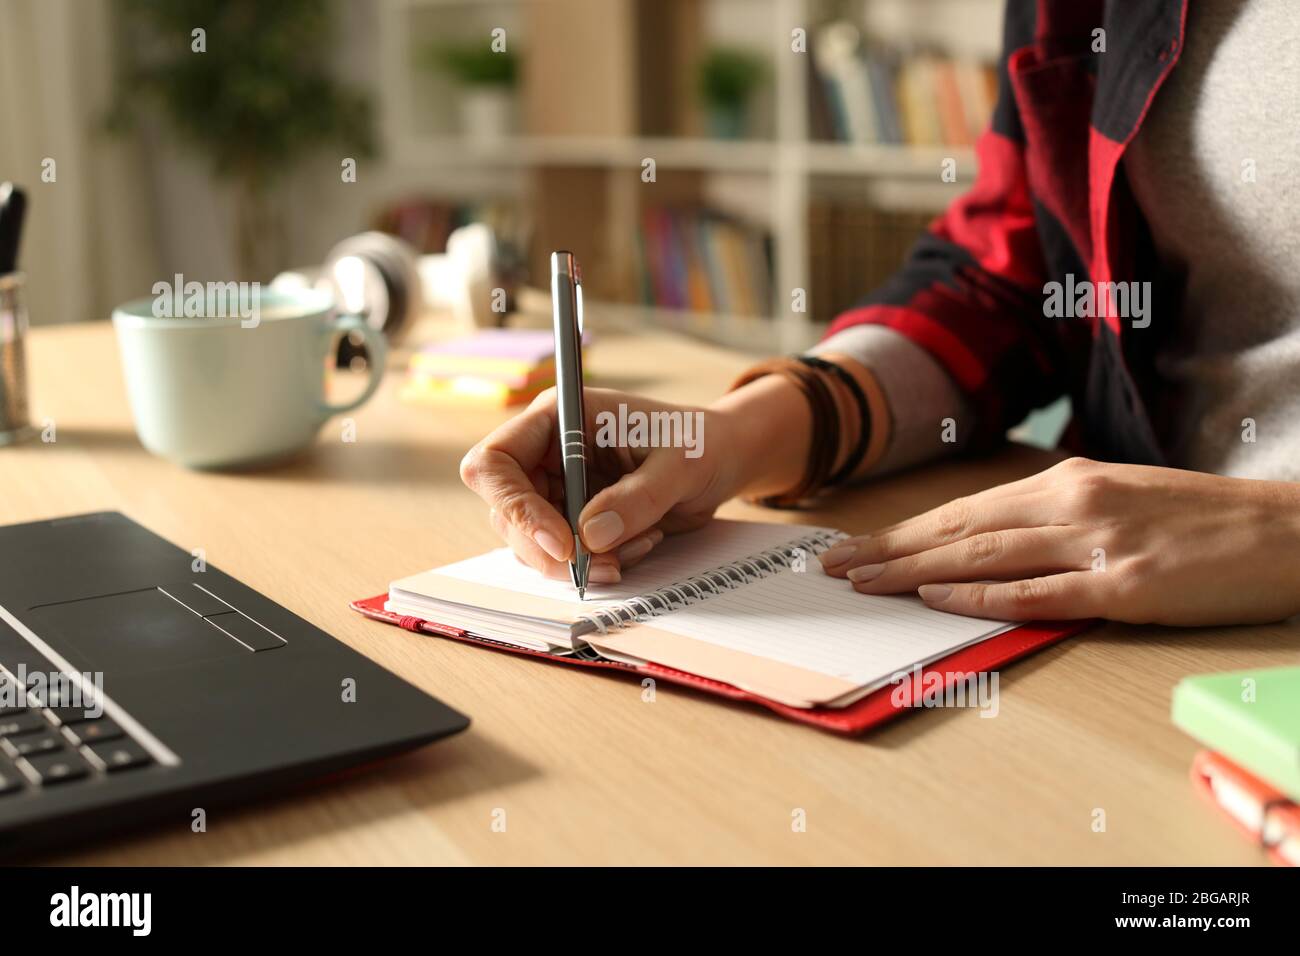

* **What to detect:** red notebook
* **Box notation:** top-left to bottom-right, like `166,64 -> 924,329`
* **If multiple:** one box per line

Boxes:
350,520 -> 1088,735
351,594 -> 1084,734
1190,750 -> 1300,867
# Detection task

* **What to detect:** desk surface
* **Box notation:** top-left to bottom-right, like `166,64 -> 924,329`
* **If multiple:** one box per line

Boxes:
5,320 -> 1295,865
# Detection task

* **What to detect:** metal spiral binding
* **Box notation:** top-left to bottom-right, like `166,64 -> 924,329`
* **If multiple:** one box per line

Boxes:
576,529 -> 846,636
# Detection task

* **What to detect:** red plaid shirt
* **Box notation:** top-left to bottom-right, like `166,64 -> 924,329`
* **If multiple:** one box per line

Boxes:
825,0 -> 1188,465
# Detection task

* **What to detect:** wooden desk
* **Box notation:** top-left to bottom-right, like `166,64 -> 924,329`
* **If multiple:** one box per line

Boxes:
5,321 -> 1295,865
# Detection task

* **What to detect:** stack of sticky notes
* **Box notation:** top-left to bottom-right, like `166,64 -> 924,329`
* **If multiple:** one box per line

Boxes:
401,329 -> 588,408
1173,666 -> 1300,866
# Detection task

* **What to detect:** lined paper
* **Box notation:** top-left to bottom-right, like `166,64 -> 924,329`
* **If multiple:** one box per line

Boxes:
645,560 -> 1012,688
419,520 -> 829,607
391,518 -> 1011,690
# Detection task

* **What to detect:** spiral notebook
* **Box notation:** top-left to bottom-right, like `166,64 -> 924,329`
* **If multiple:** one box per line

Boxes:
382,519 -> 1021,710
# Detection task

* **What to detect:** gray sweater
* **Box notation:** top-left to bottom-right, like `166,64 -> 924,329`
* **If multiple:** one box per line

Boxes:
817,0 -> 1298,481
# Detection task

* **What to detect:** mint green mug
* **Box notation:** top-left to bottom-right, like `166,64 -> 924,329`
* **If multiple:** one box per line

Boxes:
112,286 -> 387,469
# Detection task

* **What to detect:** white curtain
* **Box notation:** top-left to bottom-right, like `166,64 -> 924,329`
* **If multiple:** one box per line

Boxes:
0,0 -> 158,325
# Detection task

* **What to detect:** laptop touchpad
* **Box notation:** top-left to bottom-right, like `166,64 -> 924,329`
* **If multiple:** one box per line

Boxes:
26,588 -> 246,674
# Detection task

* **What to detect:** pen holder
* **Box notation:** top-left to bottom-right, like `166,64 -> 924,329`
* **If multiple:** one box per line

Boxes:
0,271 -> 34,446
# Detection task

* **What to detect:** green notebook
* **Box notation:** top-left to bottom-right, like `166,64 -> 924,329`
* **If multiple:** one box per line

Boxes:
1172,666 -> 1300,801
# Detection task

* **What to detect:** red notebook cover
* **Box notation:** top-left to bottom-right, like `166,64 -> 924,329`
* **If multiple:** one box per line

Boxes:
350,594 -> 1089,735
1190,749 -> 1300,867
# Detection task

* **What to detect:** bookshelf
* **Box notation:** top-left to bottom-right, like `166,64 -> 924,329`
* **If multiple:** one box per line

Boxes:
377,0 -> 1003,354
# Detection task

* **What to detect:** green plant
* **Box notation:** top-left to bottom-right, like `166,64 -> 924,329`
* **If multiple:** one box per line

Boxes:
423,42 -> 519,88
108,0 -> 375,280
697,47 -> 768,112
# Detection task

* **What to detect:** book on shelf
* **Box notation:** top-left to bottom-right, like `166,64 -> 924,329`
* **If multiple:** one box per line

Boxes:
865,53 -> 904,145
634,206 -> 773,319
931,59 -> 973,148
808,21 -> 997,148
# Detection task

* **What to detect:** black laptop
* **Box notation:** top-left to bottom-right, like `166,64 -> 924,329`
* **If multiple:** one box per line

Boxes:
0,511 -> 469,856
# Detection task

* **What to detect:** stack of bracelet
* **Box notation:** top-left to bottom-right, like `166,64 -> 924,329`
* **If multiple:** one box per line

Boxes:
729,355 -> 871,508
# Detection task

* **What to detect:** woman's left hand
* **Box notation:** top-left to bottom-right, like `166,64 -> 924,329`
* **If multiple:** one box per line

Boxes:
818,457 -> 1300,625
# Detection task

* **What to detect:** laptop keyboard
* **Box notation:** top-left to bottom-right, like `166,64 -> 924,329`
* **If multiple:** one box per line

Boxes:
0,670 -> 154,796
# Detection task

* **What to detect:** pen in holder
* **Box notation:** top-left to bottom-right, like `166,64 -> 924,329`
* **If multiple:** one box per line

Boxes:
0,271 -> 34,446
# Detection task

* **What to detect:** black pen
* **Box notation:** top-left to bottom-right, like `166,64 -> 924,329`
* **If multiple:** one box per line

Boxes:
550,251 -> 590,599
0,183 -> 27,274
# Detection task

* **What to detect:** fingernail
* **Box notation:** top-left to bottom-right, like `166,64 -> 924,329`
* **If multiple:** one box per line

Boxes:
847,563 -> 885,583
617,536 -> 655,564
534,530 -> 569,562
589,563 -> 621,584
819,544 -> 856,567
583,511 -> 625,551
918,584 -> 953,604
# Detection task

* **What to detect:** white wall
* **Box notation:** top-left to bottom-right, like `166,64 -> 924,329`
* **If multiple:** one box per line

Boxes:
134,0 -> 523,289
0,0 -> 522,324
0,0 -> 158,325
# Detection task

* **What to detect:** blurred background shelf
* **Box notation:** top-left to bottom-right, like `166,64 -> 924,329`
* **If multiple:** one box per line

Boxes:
375,0 -> 1003,353
395,135 -> 785,172
395,135 -> 977,179
3,0 -> 1000,359
802,141 -> 977,176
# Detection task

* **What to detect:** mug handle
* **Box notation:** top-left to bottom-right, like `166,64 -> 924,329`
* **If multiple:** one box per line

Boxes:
318,313 -> 388,418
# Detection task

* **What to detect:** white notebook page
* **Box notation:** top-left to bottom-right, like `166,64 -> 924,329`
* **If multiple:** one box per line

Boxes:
393,519 -> 1011,688
419,519 -> 830,609
643,559 -> 1012,688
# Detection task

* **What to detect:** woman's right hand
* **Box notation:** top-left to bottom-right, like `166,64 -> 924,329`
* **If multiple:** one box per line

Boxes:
459,386 -> 754,584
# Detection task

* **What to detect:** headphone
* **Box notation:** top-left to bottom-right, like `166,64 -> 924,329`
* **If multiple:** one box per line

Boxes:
321,231 -> 422,369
